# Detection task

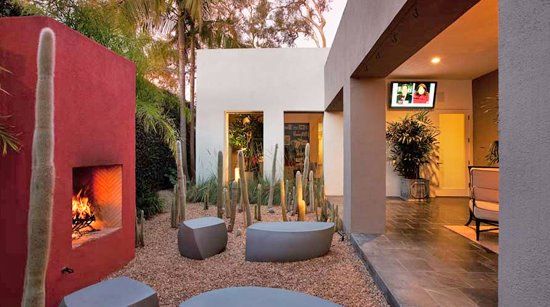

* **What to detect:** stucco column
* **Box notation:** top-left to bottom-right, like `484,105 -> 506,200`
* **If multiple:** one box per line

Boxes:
343,78 -> 386,234
500,0 -> 550,305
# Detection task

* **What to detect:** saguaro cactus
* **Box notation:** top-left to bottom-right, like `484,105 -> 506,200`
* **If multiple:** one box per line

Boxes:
267,144 -> 278,213
237,150 -> 252,226
280,178 -> 287,221
256,184 -> 262,221
217,151 -> 223,218
22,28 -> 56,307
176,140 -> 186,222
228,181 -> 238,232
296,171 -> 305,221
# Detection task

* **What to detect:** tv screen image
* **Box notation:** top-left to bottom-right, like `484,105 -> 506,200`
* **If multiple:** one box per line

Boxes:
390,81 -> 437,108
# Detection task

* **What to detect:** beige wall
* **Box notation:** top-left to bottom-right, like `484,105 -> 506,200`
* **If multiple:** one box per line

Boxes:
323,111 -> 343,196
472,70 -> 498,166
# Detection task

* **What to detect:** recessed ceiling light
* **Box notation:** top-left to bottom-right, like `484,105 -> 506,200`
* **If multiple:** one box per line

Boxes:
431,57 -> 441,64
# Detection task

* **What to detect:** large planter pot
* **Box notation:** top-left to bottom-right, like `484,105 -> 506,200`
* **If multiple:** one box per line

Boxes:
400,178 -> 430,201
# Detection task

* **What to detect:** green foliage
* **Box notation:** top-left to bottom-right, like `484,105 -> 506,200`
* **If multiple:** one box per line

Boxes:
0,0 -> 29,17
486,140 -> 499,166
136,120 -> 176,217
386,111 -> 439,179
228,114 -> 263,173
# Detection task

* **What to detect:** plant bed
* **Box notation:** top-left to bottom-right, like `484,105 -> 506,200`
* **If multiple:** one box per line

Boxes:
109,202 -> 388,307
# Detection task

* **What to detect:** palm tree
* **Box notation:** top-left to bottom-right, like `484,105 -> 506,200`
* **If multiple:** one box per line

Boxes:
0,65 -> 21,156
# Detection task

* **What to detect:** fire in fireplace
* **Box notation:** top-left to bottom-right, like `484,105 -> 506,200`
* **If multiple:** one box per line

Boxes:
72,165 -> 123,248
71,189 -> 97,239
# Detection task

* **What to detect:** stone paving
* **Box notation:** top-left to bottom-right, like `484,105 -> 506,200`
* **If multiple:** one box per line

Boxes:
350,198 -> 498,306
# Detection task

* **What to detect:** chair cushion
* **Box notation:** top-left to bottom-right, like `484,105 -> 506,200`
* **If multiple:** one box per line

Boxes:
469,200 -> 499,222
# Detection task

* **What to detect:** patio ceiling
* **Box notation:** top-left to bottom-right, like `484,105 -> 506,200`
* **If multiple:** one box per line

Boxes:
389,0 -> 498,80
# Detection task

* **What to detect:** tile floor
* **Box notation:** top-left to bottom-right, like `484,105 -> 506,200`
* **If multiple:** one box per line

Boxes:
350,198 -> 498,306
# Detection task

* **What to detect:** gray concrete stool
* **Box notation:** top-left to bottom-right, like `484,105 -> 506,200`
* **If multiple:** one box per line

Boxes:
59,276 -> 159,307
246,221 -> 334,262
178,217 -> 227,260
179,286 -> 341,307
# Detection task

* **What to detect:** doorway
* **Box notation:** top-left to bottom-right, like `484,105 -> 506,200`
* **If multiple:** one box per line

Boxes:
435,113 -> 470,196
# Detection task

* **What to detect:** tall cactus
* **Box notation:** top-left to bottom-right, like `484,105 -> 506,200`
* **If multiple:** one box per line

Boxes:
280,178 -> 287,221
216,151 -> 223,218
135,210 -> 145,248
309,170 -> 316,220
290,185 -> 296,217
267,144 -> 278,213
176,140 -> 186,222
22,28 -> 56,307
256,184 -> 262,221
228,181 -> 238,232
302,143 -> 310,209
237,150 -> 252,226
171,183 -> 178,228
223,187 -> 231,218
296,171 -> 305,221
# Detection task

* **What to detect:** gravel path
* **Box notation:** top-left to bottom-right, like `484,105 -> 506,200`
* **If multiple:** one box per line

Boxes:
110,202 -> 388,307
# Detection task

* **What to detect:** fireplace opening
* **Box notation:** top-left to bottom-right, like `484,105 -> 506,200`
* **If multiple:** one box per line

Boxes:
72,165 -> 122,248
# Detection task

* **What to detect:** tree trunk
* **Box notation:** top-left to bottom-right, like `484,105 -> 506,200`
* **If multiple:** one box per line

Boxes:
189,35 -> 196,181
177,14 -> 188,178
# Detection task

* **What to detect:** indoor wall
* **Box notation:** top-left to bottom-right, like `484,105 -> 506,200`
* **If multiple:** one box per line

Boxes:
472,70 -> 499,166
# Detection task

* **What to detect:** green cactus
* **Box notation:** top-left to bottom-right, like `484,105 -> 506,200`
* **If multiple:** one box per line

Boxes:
176,140 -> 186,222
228,181 -> 238,232
171,184 -> 178,228
267,144 -> 278,213
22,28 -> 56,307
290,185 -> 296,217
238,150 -> 252,226
135,210 -> 145,248
280,178 -> 287,222
256,183 -> 262,221
223,187 -> 230,218
217,151 -> 223,218
296,171 -> 305,221
303,143 -> 310,208
309,170 -> 316,220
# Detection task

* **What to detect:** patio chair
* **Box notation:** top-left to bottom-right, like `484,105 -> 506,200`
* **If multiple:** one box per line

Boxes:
466,167 -> 499,240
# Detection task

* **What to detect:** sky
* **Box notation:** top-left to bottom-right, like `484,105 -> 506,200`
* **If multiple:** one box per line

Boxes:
294,0 -> 348,48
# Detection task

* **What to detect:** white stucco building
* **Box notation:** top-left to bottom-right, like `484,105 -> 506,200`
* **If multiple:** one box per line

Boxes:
196,48 -> 344,196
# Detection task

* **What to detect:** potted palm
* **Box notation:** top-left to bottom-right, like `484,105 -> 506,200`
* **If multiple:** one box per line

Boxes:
386,111 -> 439,201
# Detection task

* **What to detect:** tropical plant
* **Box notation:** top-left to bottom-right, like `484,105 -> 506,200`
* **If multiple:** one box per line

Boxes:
481,95 -> 499,165
228,114 -> 263,174
0,65 -> 21,156
386,111 -> 439,179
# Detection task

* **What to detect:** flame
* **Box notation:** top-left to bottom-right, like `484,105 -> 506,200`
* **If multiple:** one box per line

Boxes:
72,189 -> 93,221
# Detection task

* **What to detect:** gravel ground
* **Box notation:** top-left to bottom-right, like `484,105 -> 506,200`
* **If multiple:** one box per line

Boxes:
110,202 -> 388,307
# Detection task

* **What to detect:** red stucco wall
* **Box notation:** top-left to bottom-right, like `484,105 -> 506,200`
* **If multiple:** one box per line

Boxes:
0,17 -> 136,306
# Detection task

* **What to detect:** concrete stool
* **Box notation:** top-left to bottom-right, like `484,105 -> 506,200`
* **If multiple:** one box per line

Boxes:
246,222 -> 334,262
178,217 -> 227,260
179,287 -> 341,307
59,277 -> 158,307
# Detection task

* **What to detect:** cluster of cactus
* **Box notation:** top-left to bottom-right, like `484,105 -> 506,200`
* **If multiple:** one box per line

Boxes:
171,140 -> 187,228
267,144 -> 278,213
22,28 -> 56,307
135,210 -> 145,247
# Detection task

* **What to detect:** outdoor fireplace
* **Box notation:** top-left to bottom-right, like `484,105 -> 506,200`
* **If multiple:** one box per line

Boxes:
71,165 -> 123,247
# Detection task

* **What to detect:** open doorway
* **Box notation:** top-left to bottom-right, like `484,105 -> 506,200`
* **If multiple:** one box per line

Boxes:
226,112 -> 264,182
283,112 -> 323,181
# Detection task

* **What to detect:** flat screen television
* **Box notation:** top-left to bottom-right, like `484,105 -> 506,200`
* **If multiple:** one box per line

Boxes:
389,81 -> 437,109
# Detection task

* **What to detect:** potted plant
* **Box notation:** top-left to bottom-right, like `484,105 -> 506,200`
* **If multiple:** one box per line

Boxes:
386,111 -> 439,201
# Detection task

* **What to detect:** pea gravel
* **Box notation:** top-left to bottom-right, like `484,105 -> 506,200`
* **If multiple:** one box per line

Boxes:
110,202 -> 388,307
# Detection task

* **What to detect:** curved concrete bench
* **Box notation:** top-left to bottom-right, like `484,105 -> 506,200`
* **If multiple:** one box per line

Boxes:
59,277 -> 158,307
246,222 -> 334,262
179,287 -> 341,307
178,217 -> 227,260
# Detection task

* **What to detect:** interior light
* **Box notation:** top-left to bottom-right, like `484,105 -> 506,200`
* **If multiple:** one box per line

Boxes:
431,57 -> 441,64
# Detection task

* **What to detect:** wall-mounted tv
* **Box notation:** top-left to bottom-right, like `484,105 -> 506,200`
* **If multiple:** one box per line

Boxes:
389,81 -> 437,109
